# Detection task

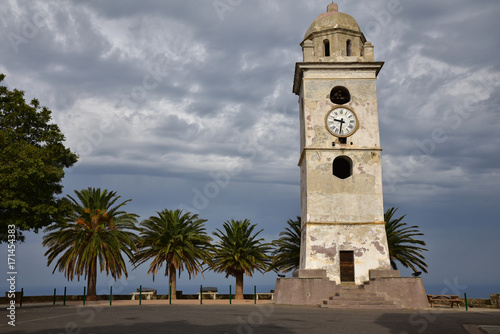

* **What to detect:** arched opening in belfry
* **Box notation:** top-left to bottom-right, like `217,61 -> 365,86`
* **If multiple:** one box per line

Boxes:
346,40 -> 352,56
324,39 -> 331,57
333,156 -> 353,179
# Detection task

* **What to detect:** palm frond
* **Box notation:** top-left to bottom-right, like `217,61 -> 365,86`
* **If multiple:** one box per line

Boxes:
42,188 -> 138,293
385,207 -> 429,273
210,219 -> 272,278
270,216 -> 301,273
134,209 -> 212,281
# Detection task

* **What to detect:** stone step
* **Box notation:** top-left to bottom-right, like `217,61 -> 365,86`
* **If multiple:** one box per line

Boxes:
323,288 -> 402,310
330,292 -> 380,298
326,299 -> 395,305
322,303 -> 401,310
326,295 -> 393,302
333,291 -> 377,297
340,285 -> 364,290
328,296 -> 385,301
331,294 -> 379,300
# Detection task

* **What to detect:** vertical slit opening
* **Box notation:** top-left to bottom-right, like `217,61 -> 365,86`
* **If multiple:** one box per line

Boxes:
324,39 -> 330,57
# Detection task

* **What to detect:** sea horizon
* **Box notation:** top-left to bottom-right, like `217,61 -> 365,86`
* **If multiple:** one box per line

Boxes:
11,284 -> 499,299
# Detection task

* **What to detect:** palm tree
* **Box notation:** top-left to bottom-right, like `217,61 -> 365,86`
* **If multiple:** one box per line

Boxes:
270,217 -> 301,273
43,188 -> 138,301
210,219 -> 272,299
133,209 -> 212,299
385,207 -> 428,274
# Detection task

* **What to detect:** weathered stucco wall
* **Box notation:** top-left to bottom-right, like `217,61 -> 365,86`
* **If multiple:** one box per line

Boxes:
297,63 -> 390,284
303,149 -> 384,223
302,223 -> 390,284
300,68 -> 381,151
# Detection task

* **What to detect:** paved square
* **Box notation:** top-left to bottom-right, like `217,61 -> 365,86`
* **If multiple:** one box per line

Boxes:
2,301 -> 500,334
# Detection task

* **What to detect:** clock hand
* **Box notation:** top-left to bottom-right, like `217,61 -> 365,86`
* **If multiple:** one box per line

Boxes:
334,118 -> 346,133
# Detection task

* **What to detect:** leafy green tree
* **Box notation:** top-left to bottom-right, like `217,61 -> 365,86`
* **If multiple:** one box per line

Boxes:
42,188 -> 138,300
0,73 -> 77,242
134,209 -> 212,300
270,216 -> 301,273
211,219 -> 272,299
385,207 -> 428,274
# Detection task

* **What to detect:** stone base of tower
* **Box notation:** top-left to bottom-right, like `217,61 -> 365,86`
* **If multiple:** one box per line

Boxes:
274,269 -> 429,309
274,269 -> 337,306
300,222 -> 392,285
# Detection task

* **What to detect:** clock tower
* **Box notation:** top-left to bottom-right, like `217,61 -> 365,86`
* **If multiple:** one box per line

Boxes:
275,4 -> 428,308
294,3 -> 391,284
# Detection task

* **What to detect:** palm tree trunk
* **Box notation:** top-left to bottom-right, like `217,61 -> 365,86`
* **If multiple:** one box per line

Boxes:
169,264 -> 177,300
87,259 -> 97,301
235,272 -> 244,300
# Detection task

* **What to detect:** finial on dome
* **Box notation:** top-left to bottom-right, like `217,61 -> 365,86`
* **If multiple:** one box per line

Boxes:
327,3 -> 338,13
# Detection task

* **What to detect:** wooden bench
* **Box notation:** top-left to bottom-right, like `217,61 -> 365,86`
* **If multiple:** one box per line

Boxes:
427,295 -> 461,308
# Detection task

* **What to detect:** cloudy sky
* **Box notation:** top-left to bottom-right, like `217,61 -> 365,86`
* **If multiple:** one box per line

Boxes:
1,0 -> 499,297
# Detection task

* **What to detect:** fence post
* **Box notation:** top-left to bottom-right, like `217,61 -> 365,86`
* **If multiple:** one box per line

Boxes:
53,288 -> 56,306
20,288 -> 23,307
200,285 -> 203,305
83,287 -> 86,306
63,287 -> 67,306
464,293 -> 468,311
139,285 -> 142,306
229,285 -> 232,305
254,285 -> 257,304
169,285 -> 172,305
110,286 -> 113,306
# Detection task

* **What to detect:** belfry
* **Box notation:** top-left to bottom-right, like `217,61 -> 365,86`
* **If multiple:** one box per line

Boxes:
274,4 -> 428,309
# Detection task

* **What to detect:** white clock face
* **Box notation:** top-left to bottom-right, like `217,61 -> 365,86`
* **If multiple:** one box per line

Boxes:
325,107 -> 358,137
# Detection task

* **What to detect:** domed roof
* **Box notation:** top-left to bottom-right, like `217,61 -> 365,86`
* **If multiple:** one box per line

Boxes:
304,4 -> 361,40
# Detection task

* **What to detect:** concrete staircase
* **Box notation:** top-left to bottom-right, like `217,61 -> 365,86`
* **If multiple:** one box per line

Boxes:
322,285 -> 401,309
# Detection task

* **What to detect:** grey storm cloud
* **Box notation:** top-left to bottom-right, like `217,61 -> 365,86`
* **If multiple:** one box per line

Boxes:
1,0 -> 499,294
